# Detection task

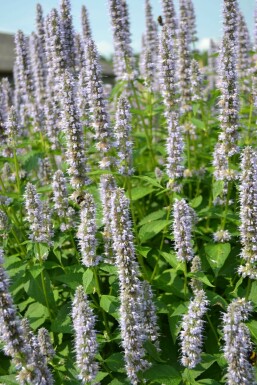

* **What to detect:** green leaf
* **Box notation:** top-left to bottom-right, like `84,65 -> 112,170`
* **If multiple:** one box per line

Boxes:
144,364 -> 181,385
139,220 -> 172,242
135,176 -> 163,189
183,354 -> 217,380
100,295 -> 120,319
139,209 -> 166,226
83,269 -> 95,294
212,180 -> 224,200
159,251 -> 178,268
105,352 -> 125,372
191,117 -> 205,130
55,271 -> 83,290
144,340 -> 166,363
198,380 -> 222,385
24,270 -> 55,309
187,272 -> 215,287
94,372 -> 109,382
190,195 -> 203,208
136,246 -> 152,258
130,186 -> 155,201
0,375 -> 19,385
205,243 -> 231,276
51,303 -> 72,334
154,269 -> 186,298
25,302 -> 48,329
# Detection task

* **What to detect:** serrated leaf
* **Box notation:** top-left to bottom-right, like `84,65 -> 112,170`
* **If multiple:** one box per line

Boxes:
0,375 -> 19,385
130,186 -> 155,201
190,195 -> 203,208
24,270 -> 55,309
187,272 -> 215,287
139,220 -> 172,242
144,364 -> 181,385
139,209 -> 166,226
25,302 -> 48,329
51,303 -> 72,334
205,243 -> 231,276
105,352 -> 125,372
100,295 -> 120,319
83,269 -> 95,294
212,180 -> 224,200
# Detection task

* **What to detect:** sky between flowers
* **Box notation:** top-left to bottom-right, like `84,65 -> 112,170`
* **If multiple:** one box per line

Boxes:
0,0 -> 255,57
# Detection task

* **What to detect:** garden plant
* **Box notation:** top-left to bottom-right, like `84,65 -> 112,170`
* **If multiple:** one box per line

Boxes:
0,0 -> 257,384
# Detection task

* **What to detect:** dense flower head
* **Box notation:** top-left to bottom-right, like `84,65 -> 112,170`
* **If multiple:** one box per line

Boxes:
72,285 -> 99,384
45,8 -> 66,86
213,229 -> 232,243
222,298 -> 256,385
77,192 -> 100,267
217,0 -> 239,158
180,289 -> 208,368
190,59 -> 202,102
238,147 -> 257,278
81,5 -> 92,42
60,69 -> 90,188
99,174 -> 117,259
24,182 -> 53,246
110,188 -> 149,384
37,328 -> 55,361
108,0 -> 135,80
84,38 -> 113,166
52,170 -> 75,231
29,32 -> 46,108
173,198 -> 196,262
159,25 -> 184,180
178,0 -> 192,114
59,0 -> 76,70
213,142 -> 237,181
0,78 -> 13,131
114,96 -> 133,176
161,0 -> 178,41
186,0 -> 198,44
141,281 -> 160,351
5,106 -> 20,147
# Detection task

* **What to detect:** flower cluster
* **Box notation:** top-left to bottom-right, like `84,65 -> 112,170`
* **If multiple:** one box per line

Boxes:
72,285 -> 99,384
222,298 -> 255,385
173,199 -> 196,262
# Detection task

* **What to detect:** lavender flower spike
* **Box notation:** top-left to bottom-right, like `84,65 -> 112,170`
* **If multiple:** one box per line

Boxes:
114,96 -> 133,176
217,0 -> 239,158
84,38 -> 113,168
238,147 -> 257,278
81,5 -> 92,41
223,298 -> 256,385
190,59 -> 202,102
72,285 -> 99,384
159,25 -> 184,180
111,188 -> 149,384
178,0 -> 192,114
59,0 -> 76,70
108,0 -> 135,80
60,70 -> 90,188
52,170 -> 75,231
77,193 -> 100,267
173,199 -> 195,262
180,289 -> 208,368
0,249 -> 53,385
24,182 -> 53,246
161,0 -> 178,42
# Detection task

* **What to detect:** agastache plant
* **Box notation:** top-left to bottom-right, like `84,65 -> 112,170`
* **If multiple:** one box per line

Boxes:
72,285 -> 99,384
84,38 -> 113,168
215,0 -> 239,169
60,70 -> 90,189
222,298 -> 256,385
114,96 -> 133,176
81,5 -> 92,41
24,182 -> 53,246
76,192 -> 100,267
173,199 -> 195,262
186,0 -> 198,44
110,187 -> 149,384
159,25 -> 184,181
0,249 -> 53,385
178,0 -> 192,114
161,0 -> 178,42
59,0 -> 76,70
237,12 -> 251,90
180,289 -> 208,368
108,0 -> 135,80
52,170 -> 75,231
238,147 -> 257,278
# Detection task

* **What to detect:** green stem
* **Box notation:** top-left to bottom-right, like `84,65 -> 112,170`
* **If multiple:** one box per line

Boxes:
13,148 -> 21,193
93,267 -> 111,337
206,313 -> 220,345
245,278 -> 252,301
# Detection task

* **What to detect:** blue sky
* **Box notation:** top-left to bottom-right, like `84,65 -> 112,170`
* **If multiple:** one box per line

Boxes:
0,0 -> 255,56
